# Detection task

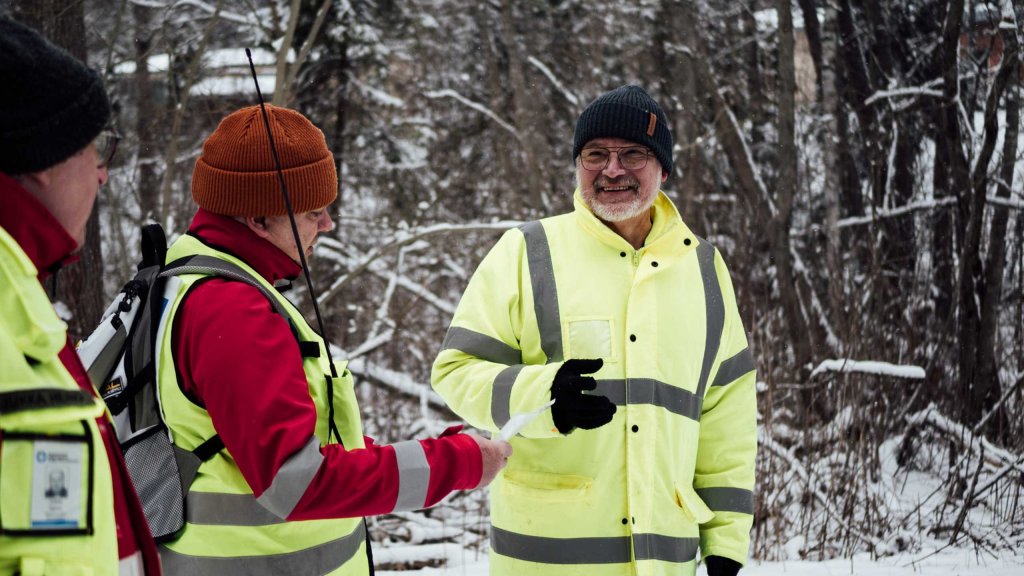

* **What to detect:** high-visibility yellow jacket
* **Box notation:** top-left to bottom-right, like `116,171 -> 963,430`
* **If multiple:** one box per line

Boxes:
155,210 -> 483,575
155,234 -> 369,575
0,225 -> 119,576
433,191 -> 757,576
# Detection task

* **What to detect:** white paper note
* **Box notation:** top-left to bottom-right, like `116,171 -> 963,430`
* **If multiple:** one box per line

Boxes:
499,399 -> 556,441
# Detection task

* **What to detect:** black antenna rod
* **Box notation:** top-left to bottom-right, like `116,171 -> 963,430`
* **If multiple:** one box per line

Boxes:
245,48 -> 338,379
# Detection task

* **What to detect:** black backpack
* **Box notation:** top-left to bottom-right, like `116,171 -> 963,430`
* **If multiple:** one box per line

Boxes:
78,224 -> 297,542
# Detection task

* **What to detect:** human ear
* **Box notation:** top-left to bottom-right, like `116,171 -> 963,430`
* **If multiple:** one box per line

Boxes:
245,216 -> 272,239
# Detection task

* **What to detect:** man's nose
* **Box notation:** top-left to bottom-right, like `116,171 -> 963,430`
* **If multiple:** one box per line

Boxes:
602,152 -> 627,177
319,210 -> 335,232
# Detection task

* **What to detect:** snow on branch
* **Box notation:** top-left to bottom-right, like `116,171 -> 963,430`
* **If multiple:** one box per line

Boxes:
424,90 -> 521,140
346,330 -> 395,360
794,194 -> 1023,236
318,220 -> 523,306
526,56 -> 580,107
792,198 -> 958,236
346,357 -> 448,411
367,268 -> 458,316
864,84 -> 945,106
987,195 -> 1024,210
130,0 -> 254,26
906,404 -> 1024,474
810,359 -> 926,379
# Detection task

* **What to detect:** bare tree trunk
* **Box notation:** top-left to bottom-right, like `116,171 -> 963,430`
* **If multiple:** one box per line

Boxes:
271,0 -> 333,108
331,29 -> 351,211
134,2 -> 159,221
931,0 -> 968,352
743,1 -> 768,148
13,0 -> 106,340
796,0 -> 823,99
833,0 -> 864,218
500,0 -> 543,211
820,3 -> 845,339
157,0 -> 224,228
654,0 -> 706,214
977,64 -> 1018,438
959,21 -> 1019,425
776,0 -> 815,385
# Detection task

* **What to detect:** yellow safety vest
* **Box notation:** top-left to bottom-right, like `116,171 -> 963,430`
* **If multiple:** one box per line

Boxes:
155,234 -> 369,575
433,191 -> 757,576
0,226 -> 119,576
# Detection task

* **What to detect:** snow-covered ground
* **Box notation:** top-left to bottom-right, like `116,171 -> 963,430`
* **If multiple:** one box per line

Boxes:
366,415 -> 1022,576
374,547 -> 1023,576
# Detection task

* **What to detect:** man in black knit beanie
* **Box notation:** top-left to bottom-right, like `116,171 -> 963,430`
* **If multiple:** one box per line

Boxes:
433,85 -> 757,576
0,16 -> 162,576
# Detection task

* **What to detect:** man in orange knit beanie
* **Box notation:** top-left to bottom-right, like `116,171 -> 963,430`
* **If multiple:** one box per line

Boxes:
154,105 -> 511,575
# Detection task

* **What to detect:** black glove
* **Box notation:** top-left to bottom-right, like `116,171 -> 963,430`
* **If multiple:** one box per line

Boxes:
705,556 -> 742,576
550,358 -> 616,434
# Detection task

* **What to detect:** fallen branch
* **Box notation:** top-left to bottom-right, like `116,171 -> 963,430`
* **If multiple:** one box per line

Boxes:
907,404 -> 1024,474
810,359 -> 926,380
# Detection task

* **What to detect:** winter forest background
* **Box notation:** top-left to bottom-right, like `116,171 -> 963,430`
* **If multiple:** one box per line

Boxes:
3,0 -> 1022,572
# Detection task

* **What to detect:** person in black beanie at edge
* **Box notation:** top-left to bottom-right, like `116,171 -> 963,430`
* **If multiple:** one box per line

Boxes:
0,17 -> 162,576
432,85 -> 757,576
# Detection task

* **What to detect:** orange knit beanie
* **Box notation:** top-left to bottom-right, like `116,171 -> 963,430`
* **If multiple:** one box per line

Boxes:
191,104 -> 337,216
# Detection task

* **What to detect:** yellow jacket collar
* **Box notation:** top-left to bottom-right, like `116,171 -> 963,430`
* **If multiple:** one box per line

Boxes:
571,189 -> 696,253
0,226 -> 68,361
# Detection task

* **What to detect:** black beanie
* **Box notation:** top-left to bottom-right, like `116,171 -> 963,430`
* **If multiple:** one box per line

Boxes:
0,17 -> 111,175
573,85 -> 673,175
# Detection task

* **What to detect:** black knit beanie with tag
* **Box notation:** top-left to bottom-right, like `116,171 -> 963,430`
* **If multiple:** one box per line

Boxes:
0,17 -> 111,175
573,85 -> 673,175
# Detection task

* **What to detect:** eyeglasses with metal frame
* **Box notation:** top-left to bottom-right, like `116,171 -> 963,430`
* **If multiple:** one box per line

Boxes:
94,129 -> 120,169
579,146 -> 652,171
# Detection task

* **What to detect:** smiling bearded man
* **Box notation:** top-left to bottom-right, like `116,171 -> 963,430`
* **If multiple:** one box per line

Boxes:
432,85 -> 758,576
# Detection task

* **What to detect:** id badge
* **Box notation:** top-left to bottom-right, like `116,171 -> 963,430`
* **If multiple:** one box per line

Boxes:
0,429 -> 92,536
30,440 -> 85,529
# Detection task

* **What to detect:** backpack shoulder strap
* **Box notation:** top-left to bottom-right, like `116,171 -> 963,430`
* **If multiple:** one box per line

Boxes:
161,255 -> 292,319
161,255 -> 322,359
140,224 -> 168,270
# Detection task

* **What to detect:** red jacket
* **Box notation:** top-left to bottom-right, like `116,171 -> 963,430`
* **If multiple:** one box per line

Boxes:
0,172 -> 162,575
171,209 -> 482,519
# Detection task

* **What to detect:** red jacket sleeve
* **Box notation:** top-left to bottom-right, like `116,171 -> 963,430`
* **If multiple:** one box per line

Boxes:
173,279 -> 482,519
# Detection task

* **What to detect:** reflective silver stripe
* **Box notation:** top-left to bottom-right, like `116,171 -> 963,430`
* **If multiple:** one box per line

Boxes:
187,492 -> 286,526
441,326 -> 521,365
256,436 -> 323,519
711,348 -> 755,387
696,487 -> 755,514
491,365 -> 524,427
491,526 -> 629,564
633,533 -> 700,562
159,522 -> 365,576
593,379 -> 702,421
392,440 -> 430,512
491,526 -> 698,564
695,239 -> 724,399
519,221 -> 563,363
